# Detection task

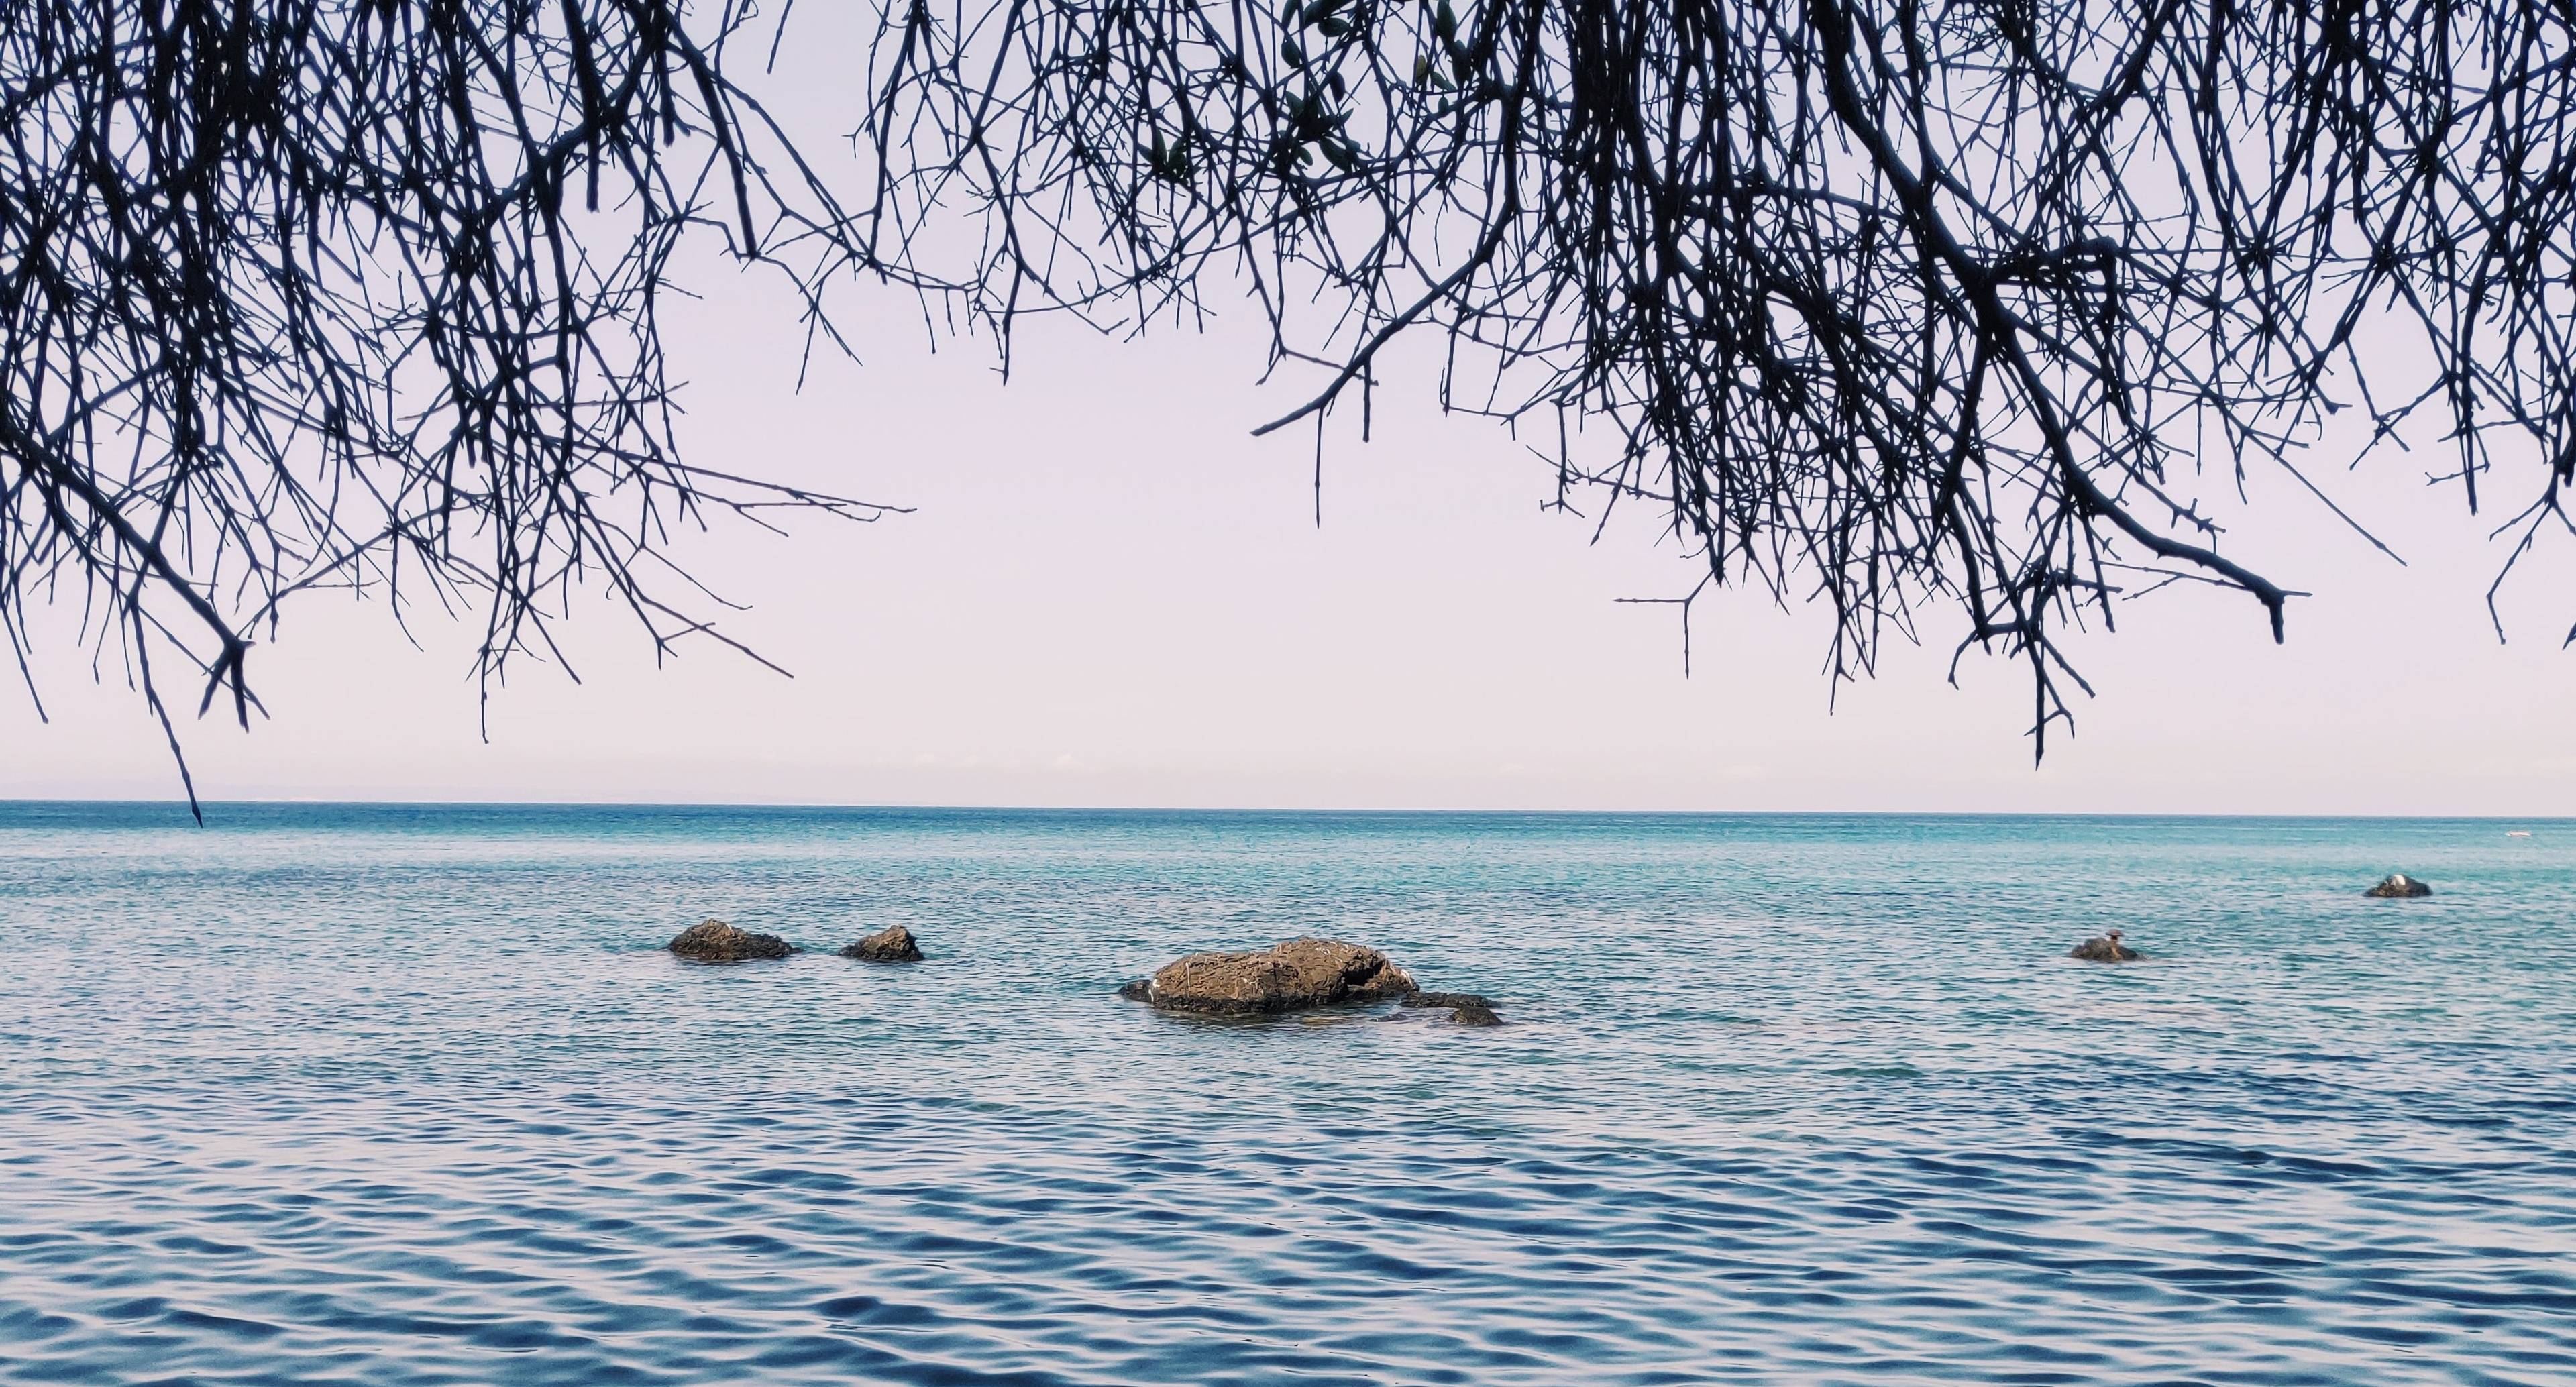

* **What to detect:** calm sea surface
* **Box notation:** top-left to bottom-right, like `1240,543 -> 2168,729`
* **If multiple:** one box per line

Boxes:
2,804 -> 2571,1385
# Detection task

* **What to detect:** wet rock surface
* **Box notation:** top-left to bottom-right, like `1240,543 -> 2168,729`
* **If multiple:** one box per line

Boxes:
1126,938 -> 1417,1014
2366,874 -> 2433,899
667,920 -> 794,962
1448,1000 -> 1503,1027
1401,992 -> 1495,1010
840,924 -> 924,962
2070,933 -> 2143,962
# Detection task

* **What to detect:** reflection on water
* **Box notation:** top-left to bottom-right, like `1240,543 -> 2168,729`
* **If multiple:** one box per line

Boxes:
3,805 -> 2572,1384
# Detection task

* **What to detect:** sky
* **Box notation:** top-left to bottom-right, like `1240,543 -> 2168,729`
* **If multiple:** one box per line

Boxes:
5,263 -> 2569,816
3,42 -> 2571,815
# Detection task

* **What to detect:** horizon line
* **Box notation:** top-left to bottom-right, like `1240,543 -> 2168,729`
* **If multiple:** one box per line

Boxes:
0,796 -> 2568,823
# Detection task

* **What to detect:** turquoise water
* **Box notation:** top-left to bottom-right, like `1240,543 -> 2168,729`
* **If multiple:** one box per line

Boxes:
2,804 -> 2571,1385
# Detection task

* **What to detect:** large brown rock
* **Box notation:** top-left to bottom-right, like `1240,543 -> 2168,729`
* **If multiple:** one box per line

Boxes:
1127,938 -> 1417,1014
667,919 -> 794,962
2365,874 -> 2432,899
840,924 -> 923,962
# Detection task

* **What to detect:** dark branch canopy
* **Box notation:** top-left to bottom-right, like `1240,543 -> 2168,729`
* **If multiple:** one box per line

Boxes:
868,0 -> 2576,740
0,0 -> 895,809
5,0 -> 2573,805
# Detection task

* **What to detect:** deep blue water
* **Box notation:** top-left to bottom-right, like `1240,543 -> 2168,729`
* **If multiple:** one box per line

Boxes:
2,803 -> 2573,1386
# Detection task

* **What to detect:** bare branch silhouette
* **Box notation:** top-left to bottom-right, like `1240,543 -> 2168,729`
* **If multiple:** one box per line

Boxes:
11,0 -> 2576,805
0,0 -> 901,816
863,0 -> 2576,753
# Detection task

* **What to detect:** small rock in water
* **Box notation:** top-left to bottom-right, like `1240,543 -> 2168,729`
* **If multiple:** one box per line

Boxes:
1116,978 -> 1152,1002
1401,991 -> 1495,1010
839,924 -> 924,962
1448,1001 -> 1503,1027
668,919 -> 794,962
2365,873 -> 2432,899
1125,938 -> 1417,1014
2068,932 -> 2142,962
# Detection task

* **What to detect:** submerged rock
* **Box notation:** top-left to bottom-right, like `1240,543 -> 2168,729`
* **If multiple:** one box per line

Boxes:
2365,873 -> 2432,899
668,919 -> 794,962
2069,931 -> 2142,962
1125,938 -> 1417,1014
839,924 -> 923,962
1401,991 -> 1495,1010
1395,991 -> 1504,1025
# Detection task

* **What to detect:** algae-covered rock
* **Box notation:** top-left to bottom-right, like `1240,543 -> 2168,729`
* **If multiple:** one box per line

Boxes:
1126,938 -> 1417,1014
668,919 -> 794,962
2365,874 -> 2432,899
840,924 -> 924,962
1401,991 -> 1495,1010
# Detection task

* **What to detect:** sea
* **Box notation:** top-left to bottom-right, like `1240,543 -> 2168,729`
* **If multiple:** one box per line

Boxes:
1,803 -> 2570,1385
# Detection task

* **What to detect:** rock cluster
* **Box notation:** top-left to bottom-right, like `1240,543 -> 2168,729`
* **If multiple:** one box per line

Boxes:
2365,874 -> 2432,899
661,921 -> 1508,1027
2069,932 -> 2141,962
667,919 -> 794,962
1122,938 -> 1418,1014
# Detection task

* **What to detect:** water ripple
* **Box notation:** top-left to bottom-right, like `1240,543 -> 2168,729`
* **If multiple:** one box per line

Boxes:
3,805 -> 2573,1384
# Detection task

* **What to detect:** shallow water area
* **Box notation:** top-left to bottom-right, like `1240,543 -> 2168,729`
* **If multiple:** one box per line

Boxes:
3,805 -> 2573,1384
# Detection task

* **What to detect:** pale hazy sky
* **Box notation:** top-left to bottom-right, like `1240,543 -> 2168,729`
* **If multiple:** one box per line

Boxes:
5,51 -> 2571,813
5,250 -> 2569,816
